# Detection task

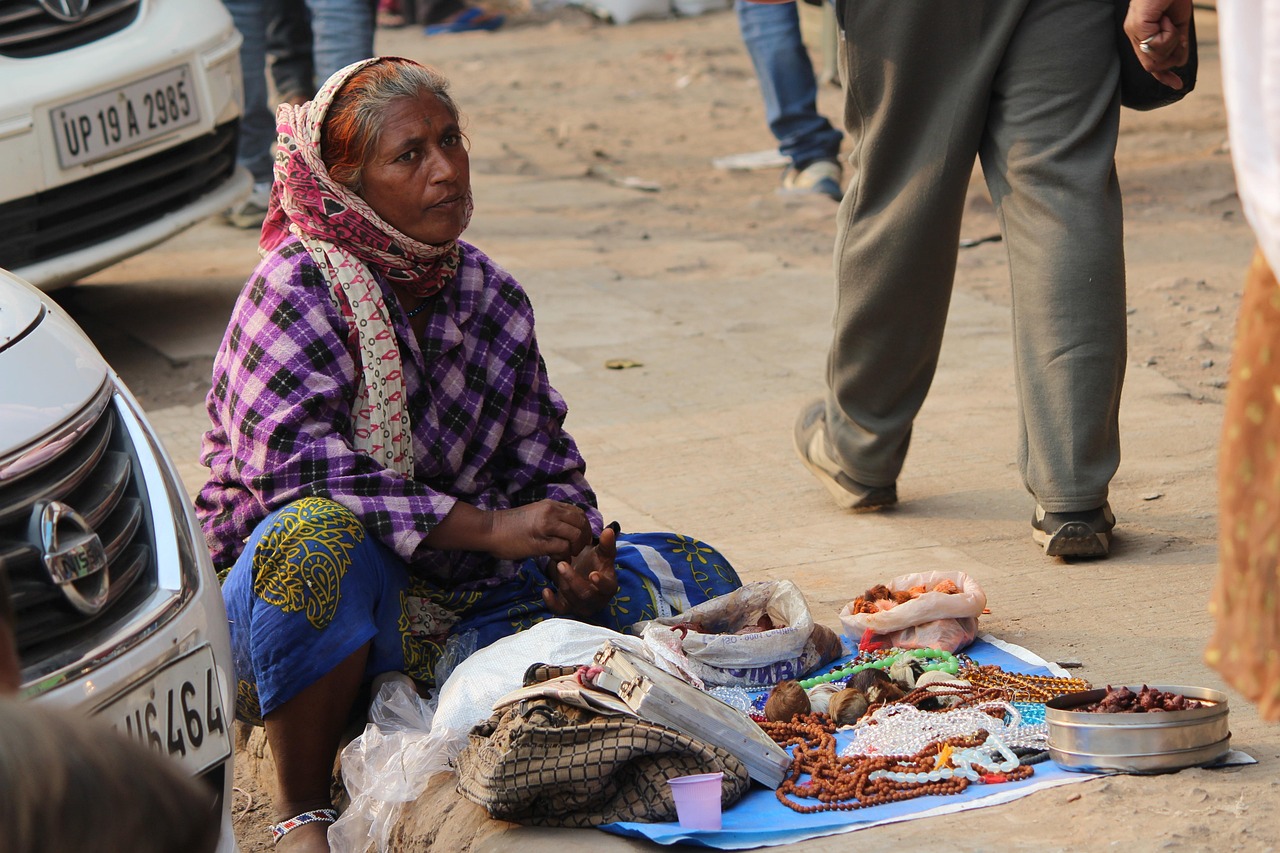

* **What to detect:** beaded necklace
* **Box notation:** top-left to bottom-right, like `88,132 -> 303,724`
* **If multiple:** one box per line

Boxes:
406,297 -> 431,319
798,647 -> 960,690
898,683 -> 1011,712
760,715 -> 1025,813
839,701 -> 1049,758
868,731 -> 1025,784
960,663 -> 1091,702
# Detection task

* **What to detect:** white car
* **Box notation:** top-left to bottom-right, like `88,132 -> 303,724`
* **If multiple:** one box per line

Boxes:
0,267 -> 238,850
0,0 -> 251,290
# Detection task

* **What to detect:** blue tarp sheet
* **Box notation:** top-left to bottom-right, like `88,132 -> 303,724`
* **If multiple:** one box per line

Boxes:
600,635 -> 1095,849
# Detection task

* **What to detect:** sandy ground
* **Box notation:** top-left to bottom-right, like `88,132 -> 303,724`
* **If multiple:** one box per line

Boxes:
54,3 -> 1278,851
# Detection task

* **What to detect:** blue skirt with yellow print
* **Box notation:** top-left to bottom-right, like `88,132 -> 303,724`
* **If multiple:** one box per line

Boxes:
223,498 -> 742,726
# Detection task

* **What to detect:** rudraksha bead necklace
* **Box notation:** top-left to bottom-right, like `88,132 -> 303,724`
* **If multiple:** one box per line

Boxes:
769,728 -> 985,813
761,717 -> 1034,814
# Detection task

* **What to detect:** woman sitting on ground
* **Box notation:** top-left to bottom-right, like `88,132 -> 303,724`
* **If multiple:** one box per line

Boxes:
197,57 -> 741,851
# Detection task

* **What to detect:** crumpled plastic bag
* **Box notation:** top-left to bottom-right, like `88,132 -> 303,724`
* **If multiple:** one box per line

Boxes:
329,678 -> 440,853
329,619 -> 649,853
631,580 -> 843,687
429,620 -> 648,741
838,571 -> 986,653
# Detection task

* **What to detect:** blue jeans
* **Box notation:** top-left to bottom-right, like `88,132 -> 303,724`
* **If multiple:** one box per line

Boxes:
266,0 -> 315,102
736,0 -> 842,169
223,0 -> 375,184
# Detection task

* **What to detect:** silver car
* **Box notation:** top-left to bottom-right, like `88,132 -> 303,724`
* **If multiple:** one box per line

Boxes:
0,268 -> 237,850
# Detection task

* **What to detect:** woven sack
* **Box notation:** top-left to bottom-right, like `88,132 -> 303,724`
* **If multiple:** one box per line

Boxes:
455,696 -> 750,826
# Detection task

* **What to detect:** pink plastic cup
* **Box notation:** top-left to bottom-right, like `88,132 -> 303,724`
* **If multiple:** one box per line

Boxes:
667,772 -> 724,830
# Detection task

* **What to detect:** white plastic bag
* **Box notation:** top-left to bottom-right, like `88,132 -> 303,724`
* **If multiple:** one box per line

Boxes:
838,571 -> 986,652
430,619 -> 648,739
329,680 -> 443,853
331,620 -> 651,852
632,580 -> 842,687
671,0 -> 729,14
569,0 -> 670,24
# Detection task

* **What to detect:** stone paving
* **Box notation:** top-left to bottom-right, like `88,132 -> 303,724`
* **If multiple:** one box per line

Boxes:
70,7 -> 1278,849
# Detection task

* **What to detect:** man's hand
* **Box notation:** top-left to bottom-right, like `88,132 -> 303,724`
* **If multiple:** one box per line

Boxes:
1124,0 -> 1193,89
542,523 -> 621,617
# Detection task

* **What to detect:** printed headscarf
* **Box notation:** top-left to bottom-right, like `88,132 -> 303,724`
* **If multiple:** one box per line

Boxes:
259,56 -> 473,476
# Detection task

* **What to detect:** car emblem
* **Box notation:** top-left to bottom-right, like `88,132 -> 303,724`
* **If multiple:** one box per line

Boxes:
30,501 -> 110,616
38,0 -> 91,23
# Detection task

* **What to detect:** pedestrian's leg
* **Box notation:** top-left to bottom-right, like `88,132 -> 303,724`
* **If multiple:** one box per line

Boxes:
304,0 -> 375,82
221,0 -> 275,186
979,0 -> 1125,526
735,0 -> 842,169
267,0 -> 317,103
817,1 -> 1016,491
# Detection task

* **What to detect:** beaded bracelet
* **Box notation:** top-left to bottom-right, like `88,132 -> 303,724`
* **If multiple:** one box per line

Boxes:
798,647 -> 960,690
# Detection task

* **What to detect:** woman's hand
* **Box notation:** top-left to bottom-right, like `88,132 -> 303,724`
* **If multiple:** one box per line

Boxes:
542,524 -> 621,618
425,499 -> 592,561
487,500 -> 593,561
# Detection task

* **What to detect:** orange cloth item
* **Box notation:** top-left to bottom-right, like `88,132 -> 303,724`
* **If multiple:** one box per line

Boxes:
1206,249 -> 1280,721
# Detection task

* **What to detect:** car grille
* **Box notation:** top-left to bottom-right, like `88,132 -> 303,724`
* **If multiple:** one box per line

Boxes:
0,0 -> 140,59
0,119 -> 238,272
0,386 -> 158,657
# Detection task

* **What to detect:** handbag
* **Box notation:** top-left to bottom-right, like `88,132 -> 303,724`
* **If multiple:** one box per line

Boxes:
1115,0 -> 1197,110
455,691 -> 751,827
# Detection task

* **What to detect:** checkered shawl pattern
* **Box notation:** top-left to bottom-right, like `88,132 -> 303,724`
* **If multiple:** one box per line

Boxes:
456,698 -> 751,827
197,238 -> 601,578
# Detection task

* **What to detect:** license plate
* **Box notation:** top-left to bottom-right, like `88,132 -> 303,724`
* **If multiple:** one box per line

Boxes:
98,645 -> 231,776
51,65 -> 201,169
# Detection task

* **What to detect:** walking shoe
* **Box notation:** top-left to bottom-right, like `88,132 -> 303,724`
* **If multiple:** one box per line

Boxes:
1032,503 -> 1115,558
780,159 -> 843,202
793,399 -> 897,511
221,181 -> 272,230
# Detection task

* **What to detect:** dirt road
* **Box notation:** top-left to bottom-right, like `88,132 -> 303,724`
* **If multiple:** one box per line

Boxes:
56,4 -> 1275,850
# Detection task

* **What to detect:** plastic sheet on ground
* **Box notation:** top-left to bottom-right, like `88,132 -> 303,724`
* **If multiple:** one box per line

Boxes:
598,635 -> 1252,849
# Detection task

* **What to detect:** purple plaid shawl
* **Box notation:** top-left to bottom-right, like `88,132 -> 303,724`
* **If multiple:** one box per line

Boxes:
197,238 -> 601,582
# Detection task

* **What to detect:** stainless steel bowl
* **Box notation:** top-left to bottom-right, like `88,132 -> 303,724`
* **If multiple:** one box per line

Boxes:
1045,685 -> 1230,774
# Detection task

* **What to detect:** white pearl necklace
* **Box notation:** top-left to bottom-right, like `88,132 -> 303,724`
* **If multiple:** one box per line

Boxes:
839,701 -> 1048,758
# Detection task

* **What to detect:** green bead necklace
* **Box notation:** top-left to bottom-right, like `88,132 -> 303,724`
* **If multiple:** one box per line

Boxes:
797,648 -> 960,690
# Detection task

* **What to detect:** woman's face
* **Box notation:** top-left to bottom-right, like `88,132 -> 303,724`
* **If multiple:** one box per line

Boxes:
359,92 -> 470,245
